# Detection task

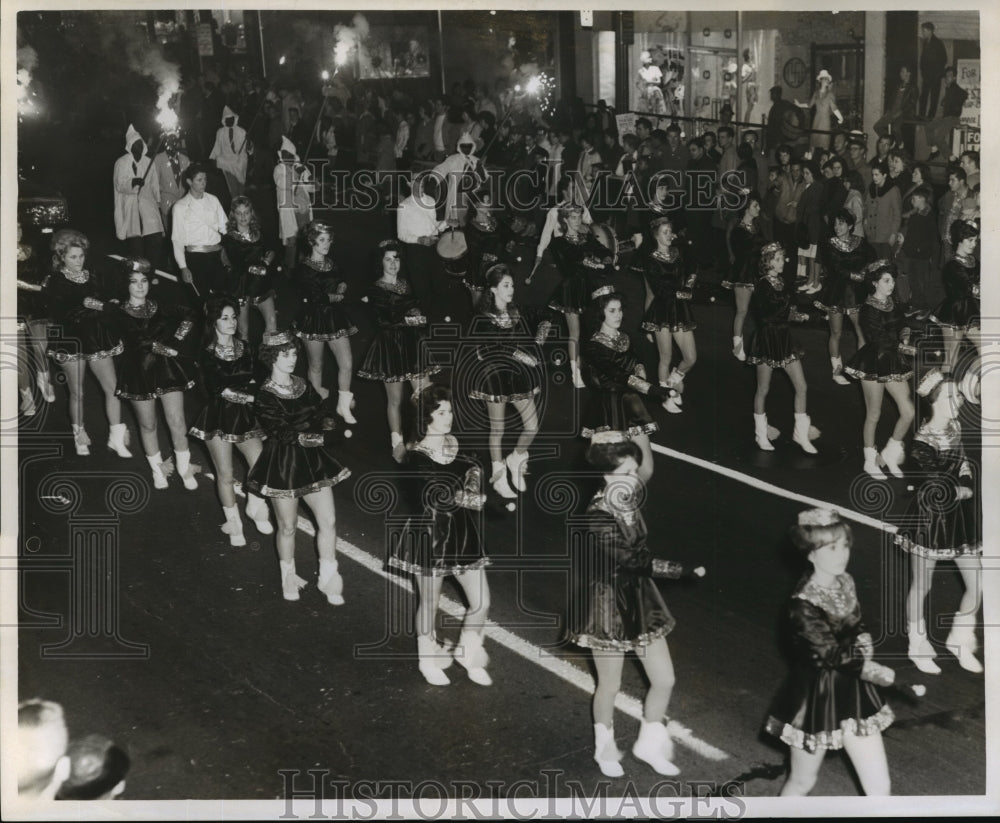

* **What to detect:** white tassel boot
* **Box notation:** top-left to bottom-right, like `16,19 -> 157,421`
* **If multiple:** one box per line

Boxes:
831,355 -> 850,385
336,390 -> 357,424
632,720 -> 680,776
754,413 -> 775,451
907,619 -> 941,675
107,423 -> 133,458
37,369 -> 56,403
660,381 -> 682,415
456,629 -> 492,686
72,424 -> 91,456
504,450 -> 528,493
146,452 -> 169,489
417,634 -> 451,686
221,505 -> 246,547
490,460 -> 517,499
732,336 -> 746,362
792,413 -> 819,454
593,723 -> 625,778
280,559 -> 306,602
174,450 -> 199,490
666,368 -> 685,406
863,447 -> 887,480
880,438 -> 905,479
571,358 -> 586,389
245,493 -> 274,535
945,613 -> 983,673
391,431 -> 406,464
317,558 -> 345,605
20,387 -> 36,417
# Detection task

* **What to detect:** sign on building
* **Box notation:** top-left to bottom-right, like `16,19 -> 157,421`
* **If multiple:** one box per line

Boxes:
956,59 -> 979,128
196,22 -> 214,57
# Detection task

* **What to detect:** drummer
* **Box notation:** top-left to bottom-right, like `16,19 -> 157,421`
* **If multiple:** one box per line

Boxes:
397,173 -> 449,309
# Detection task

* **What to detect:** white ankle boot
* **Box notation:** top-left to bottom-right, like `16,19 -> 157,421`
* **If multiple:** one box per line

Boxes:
72,424 -> 91,456
946,614 -> 983,673
20,387 -> 36,416
456,629 -> 492,686
336,390 -> 357,424
37,370 -> 56,403
907,619 -> 941,675
666,368 -> 685,406
490,461 -> 517,499
280,560 -> 306,601
174,450 -> 199,490
107,423 -> 133,458
146,452 -> 169,489
571,358 -> 586,389
318,558 -> 345,605
831,356 -> 850,385
245,493 -> 273,535
754,413 -> 775,451
593,723 -> 625,777
863,447 -> 887,480
632,720 -> 679,776
792,413 -> 818,454
391,431 -> 406,463
417,634 -> 451,686
880,438 -> 905,478
221,505 -> 246,547
732,336 -> 746,362
505,450 -> 528,492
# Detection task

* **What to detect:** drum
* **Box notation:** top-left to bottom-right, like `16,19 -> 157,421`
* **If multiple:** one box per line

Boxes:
436,227 -> 468,261
591,222 -> 618,254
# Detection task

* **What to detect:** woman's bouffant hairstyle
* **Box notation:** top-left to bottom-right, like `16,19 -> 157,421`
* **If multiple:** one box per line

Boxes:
863,259 -> 897,292
416,384 -> 453,432
374,239 -> 404,278
203,295 -> 243,346
831,207 -> 856,230
51,228 -> 90,269
226,196 -> 261,236
556,203 -> 585,236
477,263 -> 515,314
587,290 -> 624,329
788,509 -> 853,559
950,218 -> 979,250
586,438 -> 642,472
258,332 -> 300,367
112,257 -> 153,298
736,192 -> 762,221
759,241 -> 784,276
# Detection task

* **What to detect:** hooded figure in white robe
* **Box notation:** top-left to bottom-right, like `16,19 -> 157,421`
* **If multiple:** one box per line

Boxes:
210,105 -> 249,196
113,124 -> 163,242
432,132 -> 487,224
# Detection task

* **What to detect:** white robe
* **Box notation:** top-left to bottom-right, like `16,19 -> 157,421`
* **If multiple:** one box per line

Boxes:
210,125 -> 249,183
432,151 -> 486,223
113,153 -> 163,240
274,162 -> 314,242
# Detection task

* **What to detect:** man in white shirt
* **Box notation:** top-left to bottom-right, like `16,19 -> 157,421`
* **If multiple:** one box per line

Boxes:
397,174 -> 449,303
172,162 -> 229,302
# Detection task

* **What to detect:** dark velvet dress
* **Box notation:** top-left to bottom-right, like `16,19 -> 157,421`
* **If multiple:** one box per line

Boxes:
110,301 -> 197,400
637,247 -> 697,333
357,278 -> 442,383
44,269 -> 124,364
568,489 -> 684,651
894,420 -> 981,559
189,338 -> 266,443
722,222 -> 765,289
222,228 -> 277,307
466,307 -> 549,403
547,233 -> 604,315
291,257 -> 358,341
814,235 -> 876,314
746,273 -> 802,367
844,296 -> 913,382
765,573 -> 894,752
388,439 -> 489,577
245,376 -> 351,498
464,215 -> 513,293
16,244 -> 49,325
931,254 -> 980,331
582,330 -> 666,439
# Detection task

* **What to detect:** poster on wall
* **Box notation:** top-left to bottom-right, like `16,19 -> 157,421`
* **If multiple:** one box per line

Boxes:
358,26 -> 431,79
956,58 -> 980,127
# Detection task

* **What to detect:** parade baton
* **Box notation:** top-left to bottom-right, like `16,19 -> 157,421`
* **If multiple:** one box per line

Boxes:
107,254 -> 177,283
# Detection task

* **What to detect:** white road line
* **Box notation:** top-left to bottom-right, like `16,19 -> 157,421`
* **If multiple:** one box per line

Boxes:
649,442 -> 899,534
217,475 -> 730,762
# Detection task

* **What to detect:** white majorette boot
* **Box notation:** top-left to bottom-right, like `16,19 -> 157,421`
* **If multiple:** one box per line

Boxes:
174,449 -> 199,490
571,358 -> 586,389
792,413 -> 819,454
907,619 -> 941,675
754,413 -> 776,451
862,447 -> 887,480
831,355 -> 850,385
317,557 -> 345,605
336,390 -> 357,424
490,460 -> 517,499
391,431 -> 406,464
880,438 -> 905,479
632,720 -> 680,776
505,450 -> 528,493
593,723 -> 625,778
455,628 -> 492,686
416,634 -> 451,686
37,369 -> 56,403
20,387 -> 36,417
146,451 -> 170,489
945,612 -> 983,673
72,424 -> 91,456
665,367 -> 685,406
245,493 -> 274,535
732,336 -> 746,362
280,559 -> 307,602
660,381 -> 682,415
221,505 -> 246,547
107,423 -> 133,458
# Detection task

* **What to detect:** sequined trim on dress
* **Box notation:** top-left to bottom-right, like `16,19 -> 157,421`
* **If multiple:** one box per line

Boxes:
124,300 -> 158,319
116,380 -> 195,401
641,320 -> 697,333
746,352 -> 802,368
765,704 -> 895,753
189,427 -> 266,443
49,341 -> 124,363
387,555 -> 491,577
304,257 -> 334,272
842,366 -> 913,383
208,339 -> 246,361
262,375 -> 307,399
570,625 -> 672,652
591,330 -> 630,352
294,325 -> 358,341
894,534 -> 982,559
796,574 -> 857,620
721,280 -> 755,290
357,365 -> 442,383
253,467 -> 352,498
375,278 -> 411,295
582,422 -> 658,440
469,386 -> 541,403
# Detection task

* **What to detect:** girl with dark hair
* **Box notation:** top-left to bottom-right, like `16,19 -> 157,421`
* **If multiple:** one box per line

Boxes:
467,263 -> 549,498
291,220 -> 359,425
747,243 -> 821,454
389,385 -> 492,687
815,208 -> 875,385
844,260 -> 915,479
357,240 -> 441,462
172,163 -> 229,302
246,331 -> 351,603
43,229 -> 128,457
569,432 -> 705,778
100,258 -> 198,490
463,186 -> 517,302
723,195 -> 765,361
930,219 -> 980,373
895,369 -> 982,674
190,295 -> 272,546
766,509 -> 894,796
222,195 -> 278,339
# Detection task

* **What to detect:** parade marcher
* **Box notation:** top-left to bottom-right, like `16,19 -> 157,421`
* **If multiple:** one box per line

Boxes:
209,105 -> 249,198
152,132 -> 190,245
113,124 -> 164,266
766,509 -> 895,796
467,263 -> 549,499
389,385 -> 493,686
100,258 -> 199,490
245,331 -> 351,603
190,296 -> 273,546
396,173 -> 448,305
568,433 -> 705,777
357,240 -> 441,462
747,243 -> 821,455
171,163 -> 228,302
463,186 -> 528,304
844,260 -> 915,479
16,222 -> 54,415
815,209 -> 876,385
530,175 -> 595,286
930,219 -> 980,374
432,131 -> 487,225
895,368 -> 982,674
43,229 -> 129,458
635,216 -> 694,412
221,196 -> 279,338
290,221 -> 359,425
274,136 -> 315,273
723,194 -> 766,362
583,293 -> 673,484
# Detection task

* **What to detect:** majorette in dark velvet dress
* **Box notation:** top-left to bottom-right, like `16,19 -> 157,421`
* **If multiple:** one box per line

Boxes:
222,227 -> 278,307
291,257 -> 358,341
357,277 -> 441,383
109,300 -> 197,401
189,338 -> 266,443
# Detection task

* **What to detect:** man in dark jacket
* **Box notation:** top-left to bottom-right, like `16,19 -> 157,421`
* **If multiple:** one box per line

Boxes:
919,22 -> 948,118
765,86 -> 803,157
925,66 -> 969,159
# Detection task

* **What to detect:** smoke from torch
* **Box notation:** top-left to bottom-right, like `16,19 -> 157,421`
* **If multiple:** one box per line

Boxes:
17,44 -> 39,117
333,13 -> 370,70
